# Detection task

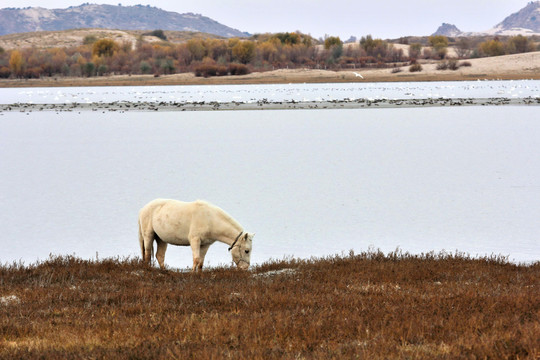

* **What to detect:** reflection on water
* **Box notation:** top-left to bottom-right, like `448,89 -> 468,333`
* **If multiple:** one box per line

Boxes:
0,106 -> 539,268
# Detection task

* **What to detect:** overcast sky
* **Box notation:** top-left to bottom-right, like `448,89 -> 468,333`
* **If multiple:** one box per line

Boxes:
0,0 -> 531,39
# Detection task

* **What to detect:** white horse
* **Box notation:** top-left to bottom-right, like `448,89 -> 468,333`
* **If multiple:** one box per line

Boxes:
138,199 -> 254,271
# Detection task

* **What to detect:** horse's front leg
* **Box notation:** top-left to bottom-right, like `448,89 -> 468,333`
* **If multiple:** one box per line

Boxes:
197,244 -> 211,271
155,238 -> 168,269
190,237 -> 203,272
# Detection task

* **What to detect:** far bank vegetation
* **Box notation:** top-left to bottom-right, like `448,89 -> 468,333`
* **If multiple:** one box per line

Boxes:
0,30 -> 538,79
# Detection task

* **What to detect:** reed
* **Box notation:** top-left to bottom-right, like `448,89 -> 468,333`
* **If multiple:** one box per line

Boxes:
0,251 -> 538,359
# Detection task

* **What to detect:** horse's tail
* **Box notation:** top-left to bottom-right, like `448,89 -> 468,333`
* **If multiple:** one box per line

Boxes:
138,218 -> 145,260
138,217 -> 155,265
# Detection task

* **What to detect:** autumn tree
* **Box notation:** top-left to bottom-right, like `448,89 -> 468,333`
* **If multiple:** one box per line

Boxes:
49,48 -> 68,74
324,36 -> 342,50
428,35 -> 448,59
506,35 -> 533,54
205,39 -> 228,62
455,38 -> 472,58
9,50 -> 24,77
409,43 -> 422,60
273,32 -> 301,45
92,39 -> 119,58
479,38 -> 505,56
232,41 -> 256,64
257,40 -> 279,63
186,39 -> 206,61
360,35 -> 376,54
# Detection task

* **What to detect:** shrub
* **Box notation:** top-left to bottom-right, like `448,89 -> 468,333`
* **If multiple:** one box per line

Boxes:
97,64 -> 108,76
194,64 -> 217,77
23,67 -> 42,79
324,36 -> 342,50
83,35 -> 97,45
228,63 -> 250,75
273,32 -> 301,45
448,59 -> 459,70
436,61 -> 448,70
139,61 -> 152,74
83,62 -> 95,77
409,63 -> 422,72
0,66 -> 11,78
145,30 -> 167,41
435,59 -> 459,71
160,58 -> 175,74
194,64 -> 228,77
460,61 -> 472,67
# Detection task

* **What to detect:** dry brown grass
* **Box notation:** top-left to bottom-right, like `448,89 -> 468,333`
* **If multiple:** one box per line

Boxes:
0,251 -> 538,359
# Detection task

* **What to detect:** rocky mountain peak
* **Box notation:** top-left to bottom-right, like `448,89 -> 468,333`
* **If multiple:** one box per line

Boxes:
487,1 -> 540,35
432,23 -> 462,37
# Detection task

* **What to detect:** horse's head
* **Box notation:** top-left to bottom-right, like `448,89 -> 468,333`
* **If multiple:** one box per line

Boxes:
229,232 -> 254,270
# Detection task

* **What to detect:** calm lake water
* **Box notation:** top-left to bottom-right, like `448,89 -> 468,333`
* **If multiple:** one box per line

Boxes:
1,83 -> 539,268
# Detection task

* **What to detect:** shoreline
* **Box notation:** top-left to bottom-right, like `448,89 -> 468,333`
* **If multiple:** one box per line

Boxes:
1,97 -> 539,113
0,69 -> 538,88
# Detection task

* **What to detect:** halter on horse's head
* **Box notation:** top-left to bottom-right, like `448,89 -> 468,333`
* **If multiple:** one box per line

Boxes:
228,231 -> 253,269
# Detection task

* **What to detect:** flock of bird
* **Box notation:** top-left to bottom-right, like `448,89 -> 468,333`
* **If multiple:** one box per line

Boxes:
0,80 -> 538,113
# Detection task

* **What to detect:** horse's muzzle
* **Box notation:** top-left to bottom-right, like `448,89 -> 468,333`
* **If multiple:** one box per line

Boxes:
237,261 -> 250,270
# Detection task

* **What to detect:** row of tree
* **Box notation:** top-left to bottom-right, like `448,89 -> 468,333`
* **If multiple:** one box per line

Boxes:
0,32 -> 537,79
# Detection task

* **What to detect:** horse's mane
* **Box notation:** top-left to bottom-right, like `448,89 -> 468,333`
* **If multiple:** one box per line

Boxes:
195,200 -> 243,231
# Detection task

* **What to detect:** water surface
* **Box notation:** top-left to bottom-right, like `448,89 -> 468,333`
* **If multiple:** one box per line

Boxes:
1,106 -> 538,268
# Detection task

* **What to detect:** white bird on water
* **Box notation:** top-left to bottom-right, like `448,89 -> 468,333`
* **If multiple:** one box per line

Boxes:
353,72 -> 363,78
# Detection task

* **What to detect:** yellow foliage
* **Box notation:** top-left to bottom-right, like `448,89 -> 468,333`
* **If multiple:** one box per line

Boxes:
92,38 -> 119,57
9,50 -> 23,74
232,41 -> 255,64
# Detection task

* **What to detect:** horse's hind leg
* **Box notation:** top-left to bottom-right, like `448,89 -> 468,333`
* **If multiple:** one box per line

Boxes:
139,228 -> 155,265
155,238 -> 168,269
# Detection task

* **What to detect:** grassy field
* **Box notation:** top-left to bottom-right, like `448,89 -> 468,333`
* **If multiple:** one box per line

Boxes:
0,251 -> 538,359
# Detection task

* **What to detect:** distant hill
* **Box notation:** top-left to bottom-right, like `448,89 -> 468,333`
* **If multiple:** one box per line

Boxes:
0,28 -> 225,50
432,23 -> 463,37
486,1 -> 540,35
434,1 -> 540,36
0,3 -> 249,38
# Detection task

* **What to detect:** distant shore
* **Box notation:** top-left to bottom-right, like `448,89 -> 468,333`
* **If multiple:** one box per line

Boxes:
0,52 -> 539,88
1,97 -> 538,113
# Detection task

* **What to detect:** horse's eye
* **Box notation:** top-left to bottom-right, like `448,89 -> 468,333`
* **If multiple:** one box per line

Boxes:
245,250 -> 250,254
